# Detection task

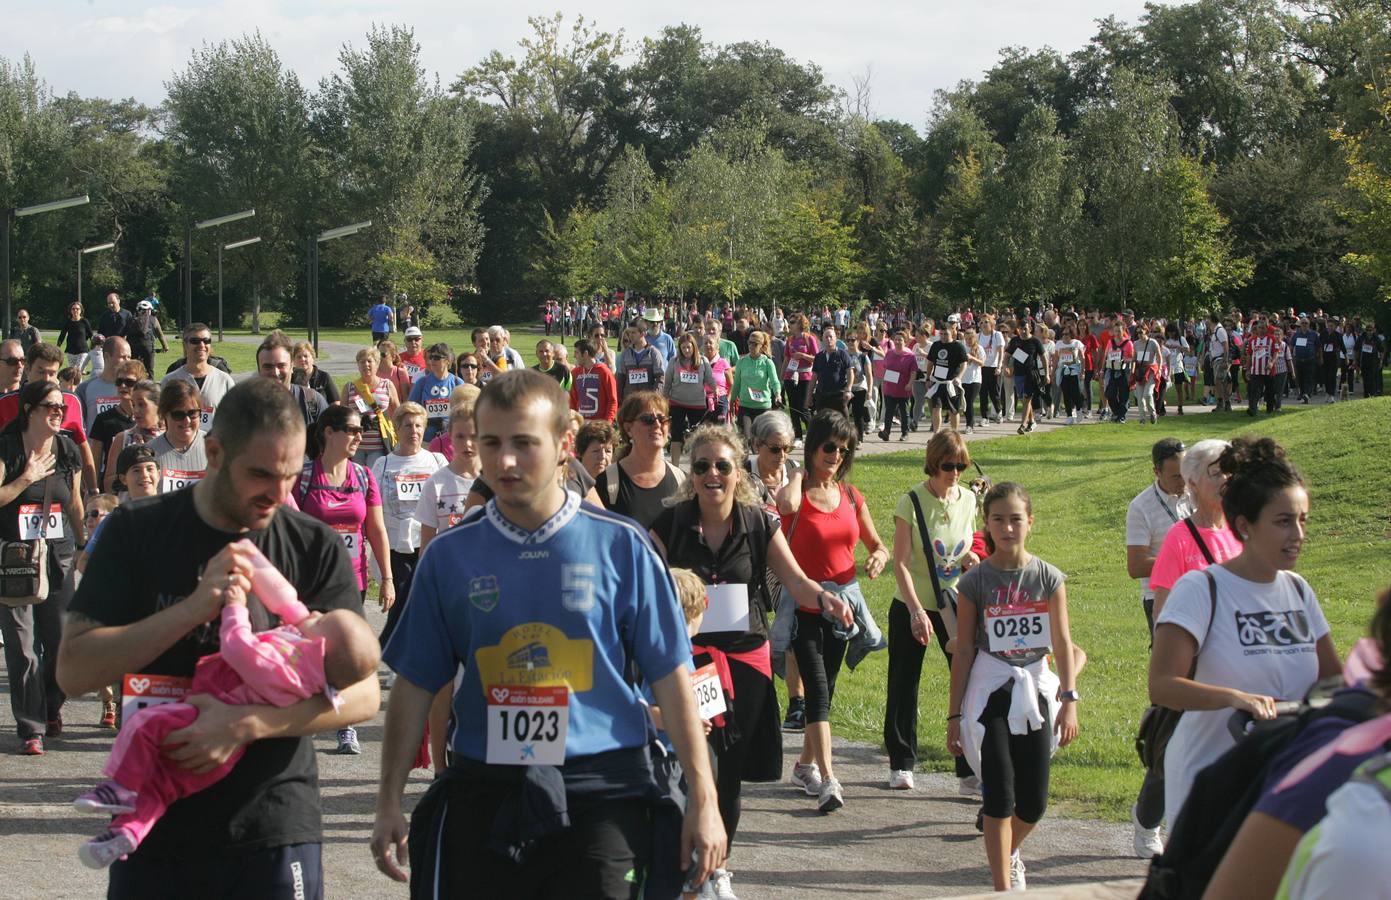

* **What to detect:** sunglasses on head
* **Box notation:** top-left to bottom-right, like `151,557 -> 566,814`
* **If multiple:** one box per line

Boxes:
166,408 -> 200,423
186,337 -> 212,346
692,459 -> 734,476
940,462 -> 970,473
114,377 -> 137,388
637,413 -> 670,426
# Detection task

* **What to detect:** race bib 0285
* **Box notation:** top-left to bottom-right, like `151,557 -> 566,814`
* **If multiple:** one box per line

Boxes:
985,601 -> 1051,654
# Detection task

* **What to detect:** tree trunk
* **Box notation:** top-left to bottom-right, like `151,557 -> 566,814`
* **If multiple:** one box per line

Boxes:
251,282 -> 261,334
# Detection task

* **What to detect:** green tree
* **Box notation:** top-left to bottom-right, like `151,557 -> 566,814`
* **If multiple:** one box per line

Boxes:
531,206 -> 602,300
1333,72 -> 1391,302
767,200 -> 863,310
1147,154 -> 1252,316
929,149 -> 988,308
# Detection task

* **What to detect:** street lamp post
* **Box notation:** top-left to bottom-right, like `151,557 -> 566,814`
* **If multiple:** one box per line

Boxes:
218,236 -> 261,342
309,220 -> 371,354
3,193 -> 90,331
184,208 -> 255,327
78,241 -> 115,305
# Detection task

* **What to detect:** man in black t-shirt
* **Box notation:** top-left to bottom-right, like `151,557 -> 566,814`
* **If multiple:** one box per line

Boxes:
926,320 -> 969,433
58,378 -> 375,900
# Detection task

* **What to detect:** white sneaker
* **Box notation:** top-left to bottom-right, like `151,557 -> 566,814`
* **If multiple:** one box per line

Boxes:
1065,415 -> 1075,425
709,868 -> 738,900
1009,850 -> 1027,891
958,775 -> 983,796
790,761 -> 822,796
888,769 -> 915,790
1131,804 -> 1165,858
818,776 -> 845,813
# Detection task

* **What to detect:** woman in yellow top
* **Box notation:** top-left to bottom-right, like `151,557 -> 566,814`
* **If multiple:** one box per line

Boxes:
885,430 -> 981,791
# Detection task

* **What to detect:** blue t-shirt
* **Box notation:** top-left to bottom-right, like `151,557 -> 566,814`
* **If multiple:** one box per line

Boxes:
368,304 -> 394,332
408,372 -> 465,439
1253,715 -> 1385,832
383,491 -> 692,762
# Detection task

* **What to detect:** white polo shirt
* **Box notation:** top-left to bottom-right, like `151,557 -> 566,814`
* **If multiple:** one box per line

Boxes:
1125,481 -> 1193,599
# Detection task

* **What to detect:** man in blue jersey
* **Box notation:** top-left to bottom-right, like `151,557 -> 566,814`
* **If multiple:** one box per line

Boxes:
371,369 -> 725,897
368,294 -> 395,343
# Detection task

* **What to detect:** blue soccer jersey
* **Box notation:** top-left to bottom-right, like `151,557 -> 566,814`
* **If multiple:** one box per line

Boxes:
384,490 -> 692,762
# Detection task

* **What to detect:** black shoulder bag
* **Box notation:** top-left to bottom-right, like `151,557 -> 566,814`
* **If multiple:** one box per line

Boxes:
1135,568 -> 1218,771
907,487 -> 955,613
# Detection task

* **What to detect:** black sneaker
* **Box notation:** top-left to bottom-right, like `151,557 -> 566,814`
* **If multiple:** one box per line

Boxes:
782,698 -> 806,733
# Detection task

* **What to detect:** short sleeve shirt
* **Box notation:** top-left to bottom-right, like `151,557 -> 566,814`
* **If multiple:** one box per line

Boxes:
893,483 -> 977,603
1124,484 -> 1193,598
371,450 -> 448,551
1149,520 -> 1242,593
958,555 -> 1066,666
296,460 -> 381,591
384,492 -> 691,762
414,467 -> 476,534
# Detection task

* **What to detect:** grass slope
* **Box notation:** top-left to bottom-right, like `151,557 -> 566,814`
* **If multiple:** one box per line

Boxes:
812,398 -> 1391,821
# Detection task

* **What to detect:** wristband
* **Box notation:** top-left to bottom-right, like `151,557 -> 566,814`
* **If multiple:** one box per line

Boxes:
947,714 -> 962,721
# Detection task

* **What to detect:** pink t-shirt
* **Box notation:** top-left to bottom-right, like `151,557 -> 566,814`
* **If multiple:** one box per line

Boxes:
881,348 -> 918,399
1150,521 -> 1242,592
706,355 -> 731,399
295,460 -> 382,591
427,432 -> 454,461
784,334 -> 820,381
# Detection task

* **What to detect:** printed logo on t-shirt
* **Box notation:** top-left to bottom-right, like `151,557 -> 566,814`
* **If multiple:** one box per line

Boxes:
1234,609 -> 1315,653
470,575 -> 500,612
474,622 -> 595,692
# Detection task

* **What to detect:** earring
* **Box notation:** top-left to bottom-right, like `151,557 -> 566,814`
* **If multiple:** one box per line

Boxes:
1240,532 -> 1249,540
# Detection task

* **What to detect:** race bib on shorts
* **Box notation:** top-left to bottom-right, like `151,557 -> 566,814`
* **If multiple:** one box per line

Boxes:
485,685 -> 569,765
627,369 -> 649,385
747,388 -> 769,403
333,524 -> 361,560
17,503 -> 62,540
121,673 -> 192,720
984,601 -> 1051,654
679,370 -> 700,385
162,469 -> 204,494
692,663 -> 727,719
395,472 -> 428,504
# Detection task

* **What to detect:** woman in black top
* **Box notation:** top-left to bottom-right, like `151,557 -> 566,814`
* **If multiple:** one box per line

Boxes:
89,360 -> 146,486
0,380 -> 86,755
594,392 -> 682,529
293,342 -> 340,405
649,423 -> 850,891
56,301 -> 95,374
1005,321 -> 1048,433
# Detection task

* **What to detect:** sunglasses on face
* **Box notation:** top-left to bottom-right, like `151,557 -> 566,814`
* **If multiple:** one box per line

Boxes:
0,357 -> 22,365
940,462 -> 970,473
339,425 -> 365,436
114,377 -> 137,388
763,443 -> 791,455
692,459 -> 735,476
459,362 -> 479,369
85,510 -> 104,520
186,337 -> 212,346
37,401 -> 65,413
428,354 -> 448,362
637,413 -> 670,427
821,442 -> 850,456
167,408 -> 200,423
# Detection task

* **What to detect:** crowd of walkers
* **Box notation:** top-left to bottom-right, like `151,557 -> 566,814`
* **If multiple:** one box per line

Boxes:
0,292 -> 1387,898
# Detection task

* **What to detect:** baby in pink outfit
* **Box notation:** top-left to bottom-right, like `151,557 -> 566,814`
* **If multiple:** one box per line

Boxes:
73,585 -> 379,869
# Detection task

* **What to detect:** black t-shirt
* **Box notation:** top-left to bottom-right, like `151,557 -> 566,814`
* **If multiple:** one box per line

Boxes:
68,490 -> 361,858
1006,336 -> 1047,382
0,431 -> 80,563
926,340 -> 968,381
57,318 -> 94,354
649,499 -> 776,653
91,408 -> 135,452
595,463 -> 679,531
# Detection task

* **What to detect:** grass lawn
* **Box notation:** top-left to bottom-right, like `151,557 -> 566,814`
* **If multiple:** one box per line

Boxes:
813,397 -> 1391,821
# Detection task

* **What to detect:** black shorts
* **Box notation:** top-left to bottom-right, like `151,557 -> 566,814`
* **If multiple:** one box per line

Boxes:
109,842 -> 322,900
929,387 -> 962,411
1172,372 -> 1188,385
372,331 -> 389,344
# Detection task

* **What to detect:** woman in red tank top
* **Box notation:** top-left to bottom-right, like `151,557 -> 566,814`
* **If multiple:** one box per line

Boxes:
778,410 -> 890,813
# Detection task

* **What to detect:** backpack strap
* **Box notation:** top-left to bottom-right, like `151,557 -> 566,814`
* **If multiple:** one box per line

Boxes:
1185,517 -> 1216,566
1192,569 -> 1220,677
907,487 -> 948,610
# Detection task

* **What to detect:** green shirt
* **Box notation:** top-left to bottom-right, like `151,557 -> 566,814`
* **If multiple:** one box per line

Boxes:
732,354 -> 781,409
719,338 -> 740,367
893,483 -> 977,636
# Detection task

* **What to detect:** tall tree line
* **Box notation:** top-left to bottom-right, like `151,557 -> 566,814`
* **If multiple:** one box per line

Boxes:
1,0 -> 1389,326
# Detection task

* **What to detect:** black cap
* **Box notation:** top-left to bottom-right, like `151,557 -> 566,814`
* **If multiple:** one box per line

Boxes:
117,444 -> 158,475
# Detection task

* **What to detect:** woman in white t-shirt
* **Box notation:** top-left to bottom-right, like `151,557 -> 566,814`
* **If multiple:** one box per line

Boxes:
1150,437 -> 1341,825
1055,323 -> 1086,424
960,326 -> 984,434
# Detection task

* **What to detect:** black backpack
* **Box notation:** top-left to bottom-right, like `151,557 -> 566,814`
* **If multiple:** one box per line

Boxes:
1140,682 -> 1384,900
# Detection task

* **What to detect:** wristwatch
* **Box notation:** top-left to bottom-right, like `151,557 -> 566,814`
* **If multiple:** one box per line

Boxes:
1059,690 -> 1081,703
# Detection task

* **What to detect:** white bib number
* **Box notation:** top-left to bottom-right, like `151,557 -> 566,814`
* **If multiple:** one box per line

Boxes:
1295,337 -> 1308,348
485,685 -> 569,765
627,369 -> 649,385
354,395 -> 371,414
1364,344 -> 1375,355
121,673 -> 192,721
95,396 -> 121,417
692,663 -> 727,720
1012,348 -> 1030,365
395,473 -> 428,503
334,524 -> 360,560
199,406 -> 215,432
404,363 -> 423,381
425,399 -> 450,419
985,601 -> 1051,653
18,503 -> 62,540
884,369 -> 901,384
932,363 -> 950,380
161,469 -> 203,494
697,583 -> 750,634
679,369 -> 700,385
747,388 -> 769,403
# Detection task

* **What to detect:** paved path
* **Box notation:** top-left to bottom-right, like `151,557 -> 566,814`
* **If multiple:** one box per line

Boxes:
2,613 -> 1148,899
221,334 -> 366,379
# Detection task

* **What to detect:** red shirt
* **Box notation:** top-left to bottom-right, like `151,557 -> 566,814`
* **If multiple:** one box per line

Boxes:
0,390 -> 88,444
569,363 -> 618,421
782,485 -> 862,589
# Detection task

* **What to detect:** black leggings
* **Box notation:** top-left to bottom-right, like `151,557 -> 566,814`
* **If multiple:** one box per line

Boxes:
978,685 -> 1051,823
1061,374 -> 1084,417
712,658 -> 772,847
882,600 -> 973,777
880,395 -> 911,437
962,383 -> 978,427
981,367 -> 1001,418
782,379 -> 811,439
849,390 -> 870,440
791,611 -> 847,724
379,548 -> 419,648
668,405 -> 705,446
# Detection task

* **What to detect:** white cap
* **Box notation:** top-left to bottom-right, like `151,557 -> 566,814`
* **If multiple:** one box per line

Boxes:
137,300 -> 153,310
404,326 -> 423,338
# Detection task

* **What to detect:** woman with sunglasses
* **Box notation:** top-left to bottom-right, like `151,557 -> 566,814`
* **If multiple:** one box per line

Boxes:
649,423 -> 852,898
776,411 -> 888,814
664,332 -> 718,463
594,392 -> 686,530
0,379 -> 86,755
454,351 -> 481,385
886,430 -> 981,793
375,339 -> 414,405
102,380 -> 163,493
89,360 -> 147,488
732,330 -> 781,441
343,347 -> 400,467
148,381 -> 207,494
407,342 -> 465,443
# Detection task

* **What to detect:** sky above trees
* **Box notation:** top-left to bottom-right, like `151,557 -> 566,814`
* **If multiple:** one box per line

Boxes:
7,0 -> 1157,127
